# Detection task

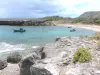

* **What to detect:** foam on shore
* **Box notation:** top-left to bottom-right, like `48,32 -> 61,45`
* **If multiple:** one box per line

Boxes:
0,42 -> 26,53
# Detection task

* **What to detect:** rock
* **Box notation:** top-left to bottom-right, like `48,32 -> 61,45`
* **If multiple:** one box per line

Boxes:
19,36 -> 99,75
65,62 -> 98,75
0,60 -> 8,70
34,47 -> 46,59
23,20 -> 55,26
30,64 -> 52,75
0,63 -> 19,75
55,36 -> 60,41
34,47 -> 44,53
42,36 -> 99,75
19,47 -> 45,75
45,63 -> 60,75
19,52 -> 41,75
7,52 -> 22,63
40,52 -> 46,59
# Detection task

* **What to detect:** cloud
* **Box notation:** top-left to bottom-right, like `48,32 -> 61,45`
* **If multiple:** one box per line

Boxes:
0,0 -> 99,18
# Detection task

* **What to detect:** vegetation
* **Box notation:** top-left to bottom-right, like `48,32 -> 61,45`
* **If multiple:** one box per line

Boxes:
1,12 -> 100,25
7,52 -> 22,63
72,11 -> 100,24
0,19 -> 54,26
79,35 -> 88,39
90,32 -> 100,40
72,18 -> 85,23
72,17 -> 100,24
97,41 -> 100,49
79,11 -> 100,19
73,47 -> 91,63
43,15 -> 100,24
43,16 -> 65,21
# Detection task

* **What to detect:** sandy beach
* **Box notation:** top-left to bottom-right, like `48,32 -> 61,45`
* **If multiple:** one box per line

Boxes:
57,23 -> 100,32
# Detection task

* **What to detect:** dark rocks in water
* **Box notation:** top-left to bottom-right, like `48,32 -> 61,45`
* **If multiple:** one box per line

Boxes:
0,60 -> 8,70
7,52 -> 22,63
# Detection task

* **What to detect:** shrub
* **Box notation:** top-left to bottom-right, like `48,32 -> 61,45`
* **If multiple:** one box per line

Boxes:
97,41 -> 100,50
73,47 -> 91,63
43,16 -> 64,21
79,35 -> 88,39
97,41 -> 100,46
90,32 -> 100,40
72,18 -> 85,23
7,52 -> 22,63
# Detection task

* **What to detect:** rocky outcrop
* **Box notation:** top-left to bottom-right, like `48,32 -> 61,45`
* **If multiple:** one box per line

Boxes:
0,19 -> 55,26
30,64 -> 52,75
65,62 -> 100,75
7,52 -> 22,63
55,36 -> 60,41
0,60 -> 7,70
43,37 -> 100,75
19,47 -> 46,75
23,20 -> 55,26
19,36 -> 99,75
19,53 -> 40,75
0,36 -> 98,75
1,36 -> 100,75
0,63 -> 19,75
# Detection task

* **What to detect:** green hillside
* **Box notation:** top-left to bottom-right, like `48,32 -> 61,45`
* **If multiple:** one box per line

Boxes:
72,11 -> 100,25
79,11 -> 100,18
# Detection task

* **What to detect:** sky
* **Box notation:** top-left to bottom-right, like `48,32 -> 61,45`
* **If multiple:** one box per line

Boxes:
0,0 -> 100,18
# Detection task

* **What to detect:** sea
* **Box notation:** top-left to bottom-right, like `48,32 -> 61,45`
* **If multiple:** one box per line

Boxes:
0,25 -> 96,53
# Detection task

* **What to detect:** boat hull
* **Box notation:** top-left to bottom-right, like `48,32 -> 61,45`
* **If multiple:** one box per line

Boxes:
13,30 -> 26,32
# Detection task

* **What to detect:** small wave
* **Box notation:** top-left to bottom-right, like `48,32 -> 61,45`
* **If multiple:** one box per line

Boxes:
0,42 -> 25,53
32,46 -> 39,48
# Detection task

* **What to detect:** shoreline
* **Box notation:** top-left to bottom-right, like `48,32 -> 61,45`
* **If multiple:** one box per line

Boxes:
0,23 -> 100,32
57,23 -> 100,32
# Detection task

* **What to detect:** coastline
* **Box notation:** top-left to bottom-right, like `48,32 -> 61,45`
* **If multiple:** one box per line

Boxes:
57,23 -> 100,32
0,23 -> 100,75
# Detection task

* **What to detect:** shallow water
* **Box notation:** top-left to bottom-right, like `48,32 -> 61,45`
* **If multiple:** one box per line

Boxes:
0,25 -> 96,53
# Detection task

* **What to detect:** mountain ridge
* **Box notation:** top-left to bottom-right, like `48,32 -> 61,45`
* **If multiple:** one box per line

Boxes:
79,11 -> 100,18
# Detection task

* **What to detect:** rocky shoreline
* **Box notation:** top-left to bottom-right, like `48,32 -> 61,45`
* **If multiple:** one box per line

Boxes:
0,19 -> 55,26
0,36 -> 100,75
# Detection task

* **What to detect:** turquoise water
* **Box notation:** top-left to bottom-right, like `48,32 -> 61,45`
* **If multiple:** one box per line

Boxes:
0,26 -> 95,53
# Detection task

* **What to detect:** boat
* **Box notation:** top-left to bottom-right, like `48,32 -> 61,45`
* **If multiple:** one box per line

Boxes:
13,28 -> 26,32
68,26 -> 72,28
70,29 -> 76,32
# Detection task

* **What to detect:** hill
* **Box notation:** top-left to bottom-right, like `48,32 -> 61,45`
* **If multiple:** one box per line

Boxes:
72,11 -> 100,25
79,11 -> 100,18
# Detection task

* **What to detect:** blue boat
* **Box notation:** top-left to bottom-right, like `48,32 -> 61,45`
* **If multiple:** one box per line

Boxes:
70,29 -> 76,32
13,28 -> 26,32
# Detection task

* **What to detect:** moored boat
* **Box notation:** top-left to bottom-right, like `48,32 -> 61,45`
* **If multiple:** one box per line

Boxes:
13,28 -> 26,32
68,26 -> 72,28
70,29 -> 76,32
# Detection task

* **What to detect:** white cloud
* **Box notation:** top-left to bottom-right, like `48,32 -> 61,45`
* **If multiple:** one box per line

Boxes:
58,0 -> 100,17
0,0 -> 100,18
